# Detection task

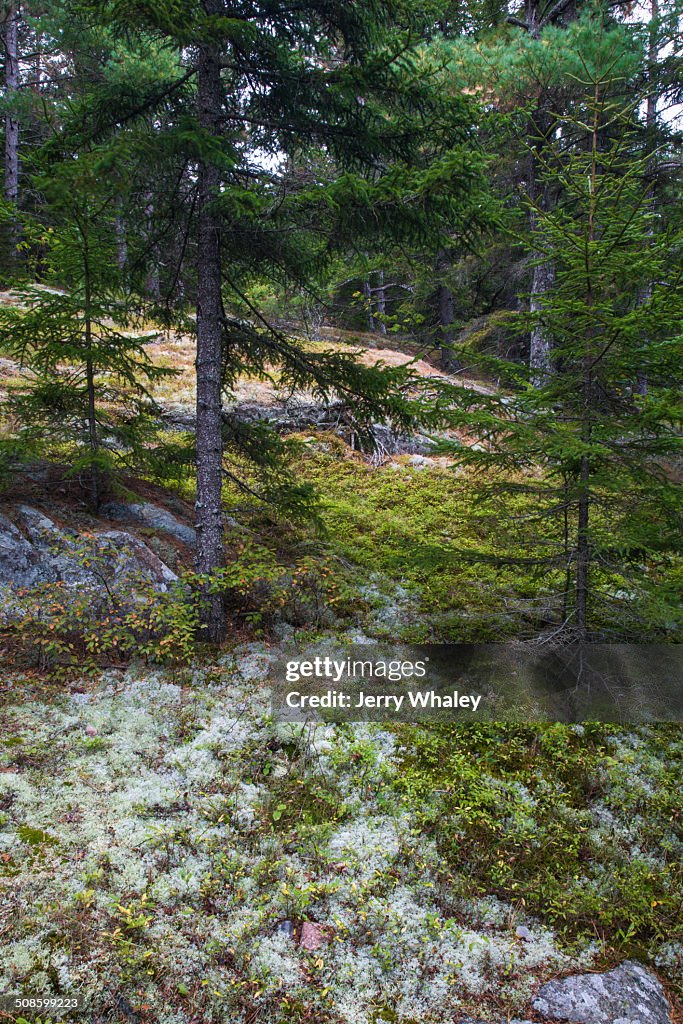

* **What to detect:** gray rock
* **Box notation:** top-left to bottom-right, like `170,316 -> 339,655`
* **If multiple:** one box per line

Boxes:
18,505 -> 101,587
275,920 -> 295,939
459,1019 -> 532,1024
0,512 -> 38,585
515,925 -> 532,941
101,501 -> 196,547
532,960 -> 672,1024
97,530 -> 177,585
162,395 -> 438,460
367,422 -> 435,458
0,505 -> 177,619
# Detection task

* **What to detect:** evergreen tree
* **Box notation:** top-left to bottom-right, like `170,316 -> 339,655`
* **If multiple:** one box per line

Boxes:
67,0 -> 486,640
0,152 -> 173,510
434,15 -> 683,640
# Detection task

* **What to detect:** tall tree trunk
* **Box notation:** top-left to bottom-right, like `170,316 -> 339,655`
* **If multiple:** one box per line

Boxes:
437,283 -> 459,371
436,251 -> 458,371
115,207 -> 127,271
374,269 -> 387,334
636,0 -> 659,397
575,453 -> 590,639
575,78 -> 601,643
529,207 -> 555,385
144,194 -> 161,299
528,138 -> 555,385
195,31 -> 226,643
522,0 -> 568,385
3,2 -> 20,259
362,279 -> 374,332
83,239 -> 100,512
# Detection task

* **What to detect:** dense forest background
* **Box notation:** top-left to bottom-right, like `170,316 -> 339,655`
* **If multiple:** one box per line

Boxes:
0,0 -> 681,657
2,5 -> 683,1023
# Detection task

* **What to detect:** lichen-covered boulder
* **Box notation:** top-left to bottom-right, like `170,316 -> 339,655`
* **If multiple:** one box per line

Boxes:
532,960 -> 672,1024
0,511 -> 37,586
0,505 -> 178,624
101,500 -> 196,547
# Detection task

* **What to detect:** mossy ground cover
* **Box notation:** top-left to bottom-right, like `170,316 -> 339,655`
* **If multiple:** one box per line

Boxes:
0,656 -> 597,1024
2,660 -> 683,1024
217,436 -> 681,643
392,721 -> 683,981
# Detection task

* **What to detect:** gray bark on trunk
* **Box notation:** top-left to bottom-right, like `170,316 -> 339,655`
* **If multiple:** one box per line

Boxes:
528,136 -> 555,385
435,250 -> 458,371
3,3 -> 20,257
115,212 -> 127,270
529,203 -> 555,385
84,261 -> 101,513
636,0 -> 659,397
518,0 -> 577,385
195,28 -> 226,643
437,282 -> 459,371
374,269 -> 387,334
144,195 -> 161,299
575,452 -> 590,639
362,279 -> 374,332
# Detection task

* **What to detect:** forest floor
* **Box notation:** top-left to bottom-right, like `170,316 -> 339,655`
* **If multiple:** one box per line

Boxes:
2,657 -> 683,1024
1,321 -> 682,1024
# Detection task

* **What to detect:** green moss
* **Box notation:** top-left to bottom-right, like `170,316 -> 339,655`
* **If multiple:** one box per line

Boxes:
226,444 -> 569,640
220,440 -> 681,642
265,769 -> 347,831
393,721 -> 683,972
16,824 -> 59,848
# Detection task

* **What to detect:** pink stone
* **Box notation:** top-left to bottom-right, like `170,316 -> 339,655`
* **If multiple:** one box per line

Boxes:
299,921 -> 325,951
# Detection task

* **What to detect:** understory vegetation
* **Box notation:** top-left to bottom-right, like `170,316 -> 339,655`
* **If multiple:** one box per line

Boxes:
1,0 -> 682,1020
4,435 -> 680,675
2,662 -> 683,1024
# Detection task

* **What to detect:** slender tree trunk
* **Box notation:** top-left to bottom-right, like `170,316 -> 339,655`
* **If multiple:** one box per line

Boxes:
195,30 -> 226,643
529,218 -> 555,384
437,282 -> 458,371
575,78 -> 601,642
115,208 -> 127,271
524,0 -> 562,385
435,250 -> 459,371
374,269 -> 387,335
575,454 -> 590,638
144,194 -> 161,299
528,150 -> 555,385
83,243 -> 100,512
512,0 -> 579,385
636,0 -> 659,397
3,2 -> 20,259
362,279 -> 374,332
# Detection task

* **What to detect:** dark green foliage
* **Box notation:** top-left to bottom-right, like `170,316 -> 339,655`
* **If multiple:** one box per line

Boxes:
0,155 -> 174,508
429,18 -> 683,639
395,721 -> 683,973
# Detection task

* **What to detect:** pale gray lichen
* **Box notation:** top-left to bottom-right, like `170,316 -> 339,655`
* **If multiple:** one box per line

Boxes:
0,653 -> 606,1023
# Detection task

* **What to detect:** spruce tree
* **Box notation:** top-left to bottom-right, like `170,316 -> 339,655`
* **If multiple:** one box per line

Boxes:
67,0 -> 486,641
434,14 -> 683,640
0,152 -> 172,510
